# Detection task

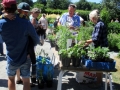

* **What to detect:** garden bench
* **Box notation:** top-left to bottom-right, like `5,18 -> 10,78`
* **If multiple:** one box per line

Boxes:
57,64 -> 117,90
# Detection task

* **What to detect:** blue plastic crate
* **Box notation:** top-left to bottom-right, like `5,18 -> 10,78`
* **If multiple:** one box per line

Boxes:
84,59 -> 116,70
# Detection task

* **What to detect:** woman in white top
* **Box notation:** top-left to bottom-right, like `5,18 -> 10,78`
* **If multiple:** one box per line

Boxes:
38,13 -> 48,43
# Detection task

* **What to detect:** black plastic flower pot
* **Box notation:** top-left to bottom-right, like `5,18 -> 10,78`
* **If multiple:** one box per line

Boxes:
59,54 -> 62,61
37,79 -> 44,89
46,79 -> 53,88
31,77 -> 36,84
62,57 -> 71,67
50,40 -> 55,47
72,56 -> 81,67
55,44 -> 59,51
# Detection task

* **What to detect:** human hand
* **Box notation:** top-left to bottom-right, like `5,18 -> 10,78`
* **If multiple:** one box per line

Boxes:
69,26 -> 75,30
4,13 -> 16,20
78,41 -> 85,45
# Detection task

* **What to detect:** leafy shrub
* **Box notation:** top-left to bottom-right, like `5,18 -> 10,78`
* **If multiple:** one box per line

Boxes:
108,33 -> 120,51
117,52 -> 120,58
100,7 -> 111,27
107,22 -> 120,33
77,26 -> 93,41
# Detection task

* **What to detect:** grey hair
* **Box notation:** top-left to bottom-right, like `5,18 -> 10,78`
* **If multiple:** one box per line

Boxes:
89,9 -> 100,20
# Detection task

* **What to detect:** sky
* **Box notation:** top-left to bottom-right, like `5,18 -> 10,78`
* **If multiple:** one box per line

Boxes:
33,0 -> 102,3
71,0 -> 101,3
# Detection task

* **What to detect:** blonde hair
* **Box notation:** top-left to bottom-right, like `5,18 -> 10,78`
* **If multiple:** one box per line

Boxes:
89,9 -> 100,20
31,8 -> 41,13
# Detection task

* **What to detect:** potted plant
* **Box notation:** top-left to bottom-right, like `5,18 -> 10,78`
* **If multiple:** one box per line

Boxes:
85,46 -> 116,70
69,44 -> 86,67
37,70 -> 44,89
58,49 -> 71,67
46,65 -> 53,88
87,46 -> 113,62
47,34 -> 56,47
56,26 -> 75,50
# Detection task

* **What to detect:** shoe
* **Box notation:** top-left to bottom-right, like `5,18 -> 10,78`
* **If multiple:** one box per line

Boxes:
1,53 -> 6,56
16,79 -> 23,84
31,83 -> 35,87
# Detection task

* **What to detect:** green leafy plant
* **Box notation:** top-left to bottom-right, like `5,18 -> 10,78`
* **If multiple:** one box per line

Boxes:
117,52 -> 120,58
47,34 -> 56,41
108,33 -> 120,51
77,26 -> 92,41
47,65 -> 53,80
58,49 -> 71,58
38,70 -> 43,80
56,26 -> 75,49
87,46 -> 111,62
68,44 -> 86,58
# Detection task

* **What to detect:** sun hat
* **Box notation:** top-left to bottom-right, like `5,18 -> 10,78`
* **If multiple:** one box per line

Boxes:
31,8 -> 41,13
1,0 -> 16,8
17,2 -> 30,12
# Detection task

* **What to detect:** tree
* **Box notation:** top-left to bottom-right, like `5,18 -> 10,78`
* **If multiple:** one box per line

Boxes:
100,7 -> 111,26
46,0 -> 71,9
76,0 -> 91,10
101,0 -> 120,21
17,0 -> 33,6
37,0 -> 47,6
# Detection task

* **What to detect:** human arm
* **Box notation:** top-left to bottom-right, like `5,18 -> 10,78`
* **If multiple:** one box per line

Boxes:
27,21 -> 41,45
0,13 -> 16,20
84,39 -> 93,46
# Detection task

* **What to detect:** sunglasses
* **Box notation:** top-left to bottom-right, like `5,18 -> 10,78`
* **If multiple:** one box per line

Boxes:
35,12 -> 40,13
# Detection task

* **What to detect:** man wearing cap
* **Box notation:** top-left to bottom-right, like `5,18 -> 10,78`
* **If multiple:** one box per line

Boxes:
17,2 -> 30,19
58,4 -> 80,30
0,0 -> 40,90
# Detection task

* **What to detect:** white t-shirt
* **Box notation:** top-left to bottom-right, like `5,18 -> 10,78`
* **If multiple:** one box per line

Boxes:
39,17 -> 48,30
79,16 -> 84,22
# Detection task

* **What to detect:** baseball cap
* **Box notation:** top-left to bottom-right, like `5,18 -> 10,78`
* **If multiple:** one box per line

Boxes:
17,2 -> 30,12
1,0 -> 16,8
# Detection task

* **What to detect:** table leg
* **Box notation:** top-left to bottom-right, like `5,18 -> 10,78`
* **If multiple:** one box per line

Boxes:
105,72 -> 108,90
108,73 -> 113,90
57,70 -> 67,90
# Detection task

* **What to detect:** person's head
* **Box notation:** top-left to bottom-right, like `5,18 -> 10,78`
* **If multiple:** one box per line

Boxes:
68,4 -> 76,17
31,8 -> 41,18
17,2 -> 30,16
1,0 -> 17,13
116,18 -> 118,20
89,9 -> 100,24
42,13 -> 46,18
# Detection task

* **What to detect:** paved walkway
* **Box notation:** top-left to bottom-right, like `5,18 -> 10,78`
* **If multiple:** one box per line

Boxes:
0,40 -> 119,90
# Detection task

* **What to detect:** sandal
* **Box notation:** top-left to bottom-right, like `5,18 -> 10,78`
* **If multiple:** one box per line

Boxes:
16,79 -> 23,84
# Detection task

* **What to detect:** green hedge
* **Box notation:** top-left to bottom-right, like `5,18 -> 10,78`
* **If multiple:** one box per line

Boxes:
45,9 -> 90,21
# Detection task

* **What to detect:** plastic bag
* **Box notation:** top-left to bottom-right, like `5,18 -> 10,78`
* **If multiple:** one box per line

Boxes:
76,72 -> 96,83
36,49 -> 54,81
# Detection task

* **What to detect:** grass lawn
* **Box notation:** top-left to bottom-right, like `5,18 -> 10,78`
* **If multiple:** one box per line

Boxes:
112,56 -> 120,89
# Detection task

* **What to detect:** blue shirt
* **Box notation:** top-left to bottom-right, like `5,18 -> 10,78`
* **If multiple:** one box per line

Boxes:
0,15 -> 40,66
92,20 -> 108,47
59,13 -> 80,27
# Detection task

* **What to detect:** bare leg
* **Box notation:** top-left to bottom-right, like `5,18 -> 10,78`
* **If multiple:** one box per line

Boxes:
22,77 -> 31,90
8,76 -> 16,90
16,69 -> 21,81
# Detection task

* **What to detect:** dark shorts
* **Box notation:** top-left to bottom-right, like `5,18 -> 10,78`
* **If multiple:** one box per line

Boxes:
6,58 -> 31,78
